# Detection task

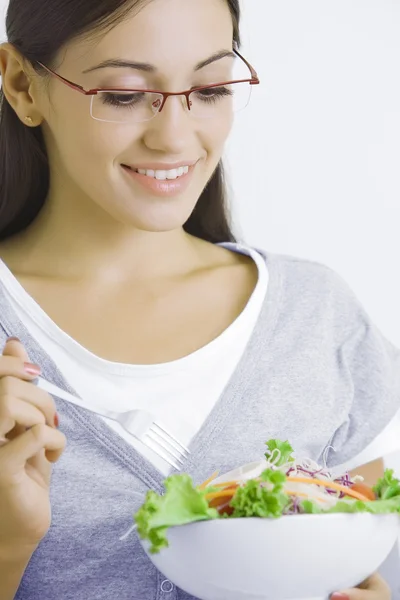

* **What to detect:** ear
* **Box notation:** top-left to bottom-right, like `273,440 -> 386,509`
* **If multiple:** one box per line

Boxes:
0,42 -> 43,125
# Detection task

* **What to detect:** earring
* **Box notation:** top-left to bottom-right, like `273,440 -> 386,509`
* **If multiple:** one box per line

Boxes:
24,116 -> 34,125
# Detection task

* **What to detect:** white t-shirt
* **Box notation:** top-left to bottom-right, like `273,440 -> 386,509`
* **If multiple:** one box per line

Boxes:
0,242 -> 268,475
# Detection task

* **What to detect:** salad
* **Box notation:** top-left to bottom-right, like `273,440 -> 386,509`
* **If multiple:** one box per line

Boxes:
135,439 -> 400,554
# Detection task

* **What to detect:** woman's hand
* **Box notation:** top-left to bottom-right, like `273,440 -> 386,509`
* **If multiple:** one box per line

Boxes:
0,338 -> 66,555
331,573 -> 391,600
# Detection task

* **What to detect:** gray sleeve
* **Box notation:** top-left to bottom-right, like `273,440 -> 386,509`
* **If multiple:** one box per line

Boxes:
327,301 -> 400,468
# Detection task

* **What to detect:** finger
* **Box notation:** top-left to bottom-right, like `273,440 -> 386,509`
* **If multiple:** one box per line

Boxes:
0,354 -> 41,381
0,396 -> 50,440
28,445 -> 62,470
0,424 -> 66,478
360,573 -> 390,592
331,573 -> 391,600
0,377 -> 57,429
3,338 -> 30,361
2,338 -> 41,379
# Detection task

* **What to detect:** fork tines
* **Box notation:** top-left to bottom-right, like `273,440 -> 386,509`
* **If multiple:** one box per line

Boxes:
145,423 -> 190,471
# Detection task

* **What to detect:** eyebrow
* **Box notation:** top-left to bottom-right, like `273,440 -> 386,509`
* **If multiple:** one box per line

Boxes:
82,49 -> 236,74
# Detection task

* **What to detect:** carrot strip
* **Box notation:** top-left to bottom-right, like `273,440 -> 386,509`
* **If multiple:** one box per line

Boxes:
206,480 -> 240,489
198,471 -> 219,490
205,487 -> 330,504
287,476 -> 369,502
203,475 -> 370,503
205,489 -> 237,501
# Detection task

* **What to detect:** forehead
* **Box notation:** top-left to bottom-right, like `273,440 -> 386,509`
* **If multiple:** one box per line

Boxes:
64,0 -> 234,74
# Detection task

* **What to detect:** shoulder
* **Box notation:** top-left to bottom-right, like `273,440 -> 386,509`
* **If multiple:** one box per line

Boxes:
257,246 -> 357,302
252,246 -> 372,341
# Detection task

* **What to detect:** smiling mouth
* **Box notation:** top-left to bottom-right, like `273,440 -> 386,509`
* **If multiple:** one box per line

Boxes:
122,165 -> 191,181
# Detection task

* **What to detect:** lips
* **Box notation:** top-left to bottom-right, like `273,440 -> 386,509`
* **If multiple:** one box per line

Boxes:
121,163 -> 195,197
123,159 -> 198,171
124,165 -> 190,181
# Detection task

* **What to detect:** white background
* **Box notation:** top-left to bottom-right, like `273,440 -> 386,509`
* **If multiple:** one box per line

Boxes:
1,0 -> 400,591
227,0 -> 400,469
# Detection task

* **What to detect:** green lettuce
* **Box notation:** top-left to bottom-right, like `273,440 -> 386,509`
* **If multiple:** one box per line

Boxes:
302,497 -> 400,515
373,469 -> 400,500
264,439 -> 295,466
134,474 -> 219,554
301,469 -> 400,516
230,469 -> 289,518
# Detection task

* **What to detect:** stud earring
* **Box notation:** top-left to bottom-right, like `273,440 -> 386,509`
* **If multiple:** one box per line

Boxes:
24,116 -> 34,125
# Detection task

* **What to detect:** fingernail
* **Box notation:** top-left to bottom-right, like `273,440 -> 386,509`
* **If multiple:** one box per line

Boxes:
7,336 -> 21,342
54,413 -> 59,428
331,594 -> 350,600
24,362 -> 41,376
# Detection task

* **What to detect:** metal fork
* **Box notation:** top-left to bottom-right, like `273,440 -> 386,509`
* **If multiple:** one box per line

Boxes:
35,376 -> 190,470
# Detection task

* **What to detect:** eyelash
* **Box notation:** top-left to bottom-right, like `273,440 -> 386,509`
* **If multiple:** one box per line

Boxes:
196,86 -> 234,103
100,92 -> 144,109
99,86 -> 234,109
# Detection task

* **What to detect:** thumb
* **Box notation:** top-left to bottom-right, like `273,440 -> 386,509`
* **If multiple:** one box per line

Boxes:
332,573 -> 391,600
2,337 -> 31,363
332,590 -> 371,600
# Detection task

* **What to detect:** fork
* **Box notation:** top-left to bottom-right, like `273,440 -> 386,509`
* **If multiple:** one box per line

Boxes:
35,376 -> 190,470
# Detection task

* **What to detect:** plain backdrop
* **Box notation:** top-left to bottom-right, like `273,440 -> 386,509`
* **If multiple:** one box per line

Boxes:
1,0 -> 400,592
227,0 -> 400,467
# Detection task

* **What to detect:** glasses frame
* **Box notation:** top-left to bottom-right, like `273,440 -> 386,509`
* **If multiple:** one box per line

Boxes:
36,48 -> 260,122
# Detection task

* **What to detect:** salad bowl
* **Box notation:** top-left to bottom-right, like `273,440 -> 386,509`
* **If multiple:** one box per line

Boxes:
141,512 -> 398,600
135,439 -> 400,600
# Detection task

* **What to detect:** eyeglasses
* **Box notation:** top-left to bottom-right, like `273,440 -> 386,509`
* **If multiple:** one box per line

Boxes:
36,48 -> 260,124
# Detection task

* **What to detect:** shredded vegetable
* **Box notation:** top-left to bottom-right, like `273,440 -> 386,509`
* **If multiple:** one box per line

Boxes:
198,471 -> 219,490
134,438 -> 400,553
285,476 -> 370,502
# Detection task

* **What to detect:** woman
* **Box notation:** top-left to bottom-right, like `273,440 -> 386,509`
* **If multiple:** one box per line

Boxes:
0,0 -> 397,598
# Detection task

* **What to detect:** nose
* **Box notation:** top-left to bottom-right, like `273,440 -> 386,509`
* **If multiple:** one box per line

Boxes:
142,94 -> 195,155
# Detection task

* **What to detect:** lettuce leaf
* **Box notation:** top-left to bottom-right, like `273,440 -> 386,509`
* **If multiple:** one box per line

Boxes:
134,474 -> 219,554
301,496 -> 400,515
373,469 -> 400,500
230,469 -> 289,518
301,499 -> 324,514
264,439 -> 295,466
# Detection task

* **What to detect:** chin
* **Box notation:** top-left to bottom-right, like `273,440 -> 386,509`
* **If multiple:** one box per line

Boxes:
113,203 -> 196,233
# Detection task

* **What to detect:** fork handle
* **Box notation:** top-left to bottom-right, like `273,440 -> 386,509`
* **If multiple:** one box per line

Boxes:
35,377 -> 119,422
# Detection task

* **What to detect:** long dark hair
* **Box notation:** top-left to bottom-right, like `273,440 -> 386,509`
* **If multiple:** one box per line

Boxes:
0,0 -> 240,243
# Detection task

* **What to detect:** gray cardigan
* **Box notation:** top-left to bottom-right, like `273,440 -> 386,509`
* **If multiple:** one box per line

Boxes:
1,249 -> 399,600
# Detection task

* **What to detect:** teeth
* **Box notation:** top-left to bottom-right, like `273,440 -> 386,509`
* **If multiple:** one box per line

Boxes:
133,165 -> 190,180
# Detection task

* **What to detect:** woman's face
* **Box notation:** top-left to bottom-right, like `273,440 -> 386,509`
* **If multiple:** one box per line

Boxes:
38,0 -> 236,232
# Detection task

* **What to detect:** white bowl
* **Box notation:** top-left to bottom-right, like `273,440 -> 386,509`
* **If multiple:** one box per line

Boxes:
141,513 -> 400,600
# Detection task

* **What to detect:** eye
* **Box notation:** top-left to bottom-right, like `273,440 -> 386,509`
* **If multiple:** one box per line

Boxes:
100,92 -> 146,108
195,86 -> 234,104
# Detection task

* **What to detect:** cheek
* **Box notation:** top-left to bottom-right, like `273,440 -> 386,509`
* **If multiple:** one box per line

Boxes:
48,90 -> 137,167
209,112 -> 233,146
201,113 -> 234,162
53,116 -> 137,176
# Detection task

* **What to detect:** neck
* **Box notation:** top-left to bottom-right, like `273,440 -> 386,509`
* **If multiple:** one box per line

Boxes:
0,186 -> 208,284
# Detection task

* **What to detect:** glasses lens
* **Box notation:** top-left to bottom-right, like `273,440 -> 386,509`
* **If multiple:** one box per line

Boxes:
188,54 -> 253,119
188,81 -> 252,119
91,91 -> 163,123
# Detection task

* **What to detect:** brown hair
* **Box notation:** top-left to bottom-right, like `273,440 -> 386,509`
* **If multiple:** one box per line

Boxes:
0,0 -> 241,242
